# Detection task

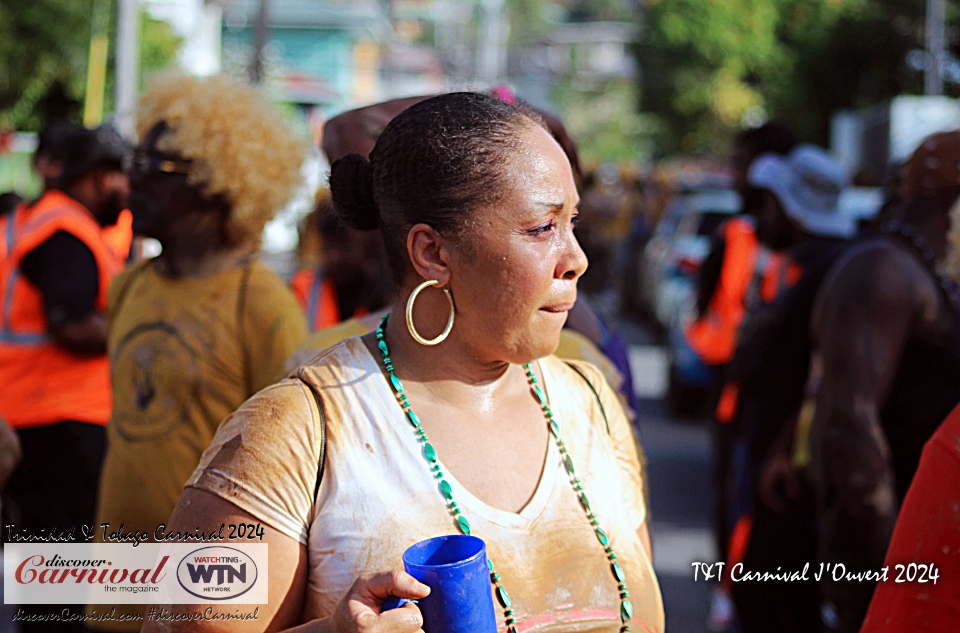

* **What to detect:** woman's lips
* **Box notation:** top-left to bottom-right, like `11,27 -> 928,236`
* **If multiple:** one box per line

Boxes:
540,303 -> 575,313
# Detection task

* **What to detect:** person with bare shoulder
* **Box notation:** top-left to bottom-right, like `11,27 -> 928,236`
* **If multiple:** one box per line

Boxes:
146,93 -> 663,633
809,130 -> 960,633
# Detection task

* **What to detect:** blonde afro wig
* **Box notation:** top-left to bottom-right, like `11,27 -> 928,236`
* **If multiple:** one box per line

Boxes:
136,72 -> 307,247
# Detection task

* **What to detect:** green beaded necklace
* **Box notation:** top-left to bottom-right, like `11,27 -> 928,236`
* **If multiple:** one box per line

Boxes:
375,314 -> 634,632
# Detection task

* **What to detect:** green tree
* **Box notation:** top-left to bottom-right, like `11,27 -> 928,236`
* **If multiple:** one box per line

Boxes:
0,0 -> 95,129
554,78 -> 652,165
104,13 -> 184,113
638,0 -> 952,157
0,0 -> 181,131
770,0 -> 934,141
505,0 -> 650,163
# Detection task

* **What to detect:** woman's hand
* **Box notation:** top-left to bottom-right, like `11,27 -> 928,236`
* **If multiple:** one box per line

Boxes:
331,571 -> 430,633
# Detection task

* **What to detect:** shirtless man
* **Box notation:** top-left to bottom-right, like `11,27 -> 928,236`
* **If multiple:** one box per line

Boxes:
809,130 -> 960,632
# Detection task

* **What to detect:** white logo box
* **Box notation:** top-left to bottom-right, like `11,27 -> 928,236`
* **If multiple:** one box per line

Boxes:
5,543 -> 268,604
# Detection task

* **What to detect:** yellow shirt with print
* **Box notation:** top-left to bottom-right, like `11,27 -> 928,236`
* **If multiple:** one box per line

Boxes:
89,260 -> 307,631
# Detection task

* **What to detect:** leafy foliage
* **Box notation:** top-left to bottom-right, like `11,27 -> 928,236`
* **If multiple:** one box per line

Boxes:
0,0 -> 95,130
0,0 -> 181,131
555,78 -> 652,165
638,0 -> 954,157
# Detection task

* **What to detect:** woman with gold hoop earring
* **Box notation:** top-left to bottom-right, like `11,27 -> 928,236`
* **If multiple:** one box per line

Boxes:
406,279 -> 455,346
151,93 -> 664,633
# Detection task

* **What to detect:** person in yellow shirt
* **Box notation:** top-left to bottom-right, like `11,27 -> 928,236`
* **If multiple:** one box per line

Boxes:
89,73 -> 308,631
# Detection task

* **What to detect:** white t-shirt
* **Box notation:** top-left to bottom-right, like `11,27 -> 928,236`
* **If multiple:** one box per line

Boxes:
187,336 -> 665,632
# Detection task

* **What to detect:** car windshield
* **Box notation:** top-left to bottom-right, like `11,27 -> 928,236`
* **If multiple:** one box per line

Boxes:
674,189 -> 742,237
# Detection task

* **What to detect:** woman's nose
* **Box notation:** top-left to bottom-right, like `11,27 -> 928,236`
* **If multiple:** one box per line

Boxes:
558,229 -> 588,281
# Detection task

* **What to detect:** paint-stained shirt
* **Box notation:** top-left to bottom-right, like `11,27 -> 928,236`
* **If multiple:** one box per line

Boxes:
187,336 -> 665,632
89,259 -> 306,631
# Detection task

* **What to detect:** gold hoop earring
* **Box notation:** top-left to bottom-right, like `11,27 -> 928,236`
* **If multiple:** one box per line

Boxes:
405,279 -> 455,346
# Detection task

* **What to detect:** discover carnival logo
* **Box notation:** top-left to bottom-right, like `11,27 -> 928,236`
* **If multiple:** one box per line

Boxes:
4,543 -> 268,604
176,547 -> 259,600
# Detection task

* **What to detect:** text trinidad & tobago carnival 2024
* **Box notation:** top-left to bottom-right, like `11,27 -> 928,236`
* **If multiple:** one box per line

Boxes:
6,523 -> 236,546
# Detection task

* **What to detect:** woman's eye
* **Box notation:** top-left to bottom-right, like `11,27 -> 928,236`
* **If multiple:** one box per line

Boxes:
527,221 -> 555,236
571,214 -> 581,229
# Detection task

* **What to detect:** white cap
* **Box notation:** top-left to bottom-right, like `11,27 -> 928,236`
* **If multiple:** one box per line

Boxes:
748,144 -> 855,238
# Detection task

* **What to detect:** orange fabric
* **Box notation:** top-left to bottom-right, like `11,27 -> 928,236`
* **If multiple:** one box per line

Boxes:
290,268 -> 315,312
861,403 -> 960,631
101,209 -> 134,263
759,256 -> 802,303
708,255 -> 799,423
0,191 -> 122,429
722,515 -> 754,590
686,218 -> 760,365
291,268 -> 367,332
715,381 -> 740,423
314,277 -> 341,330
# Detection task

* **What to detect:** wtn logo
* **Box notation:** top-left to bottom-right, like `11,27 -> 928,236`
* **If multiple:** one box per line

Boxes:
176,547 -> 258,601
186,562 -> 246,585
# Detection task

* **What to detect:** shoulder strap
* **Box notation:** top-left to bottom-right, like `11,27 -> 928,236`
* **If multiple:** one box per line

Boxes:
295,376 -> 328,502
563,360 -> 610,436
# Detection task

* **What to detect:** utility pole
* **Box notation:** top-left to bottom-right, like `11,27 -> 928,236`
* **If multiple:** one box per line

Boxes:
115,0 -> 140,138
83,0 -> 112,127
251,0 -> 270,84
926,0 -> 945,96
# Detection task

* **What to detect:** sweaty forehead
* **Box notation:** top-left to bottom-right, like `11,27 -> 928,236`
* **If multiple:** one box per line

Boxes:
503,125 -> 574,199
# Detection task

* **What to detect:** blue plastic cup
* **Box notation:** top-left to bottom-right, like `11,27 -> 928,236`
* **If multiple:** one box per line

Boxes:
382,534 -> 498,633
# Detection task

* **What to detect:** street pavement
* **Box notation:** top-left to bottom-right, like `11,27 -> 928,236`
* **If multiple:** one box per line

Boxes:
622,318 -> 717,633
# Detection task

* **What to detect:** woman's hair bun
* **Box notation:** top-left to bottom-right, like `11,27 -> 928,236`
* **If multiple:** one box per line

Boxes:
329,153 -> 379,230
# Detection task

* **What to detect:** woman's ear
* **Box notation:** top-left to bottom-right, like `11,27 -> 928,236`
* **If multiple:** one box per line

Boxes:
407,223 -> 452,286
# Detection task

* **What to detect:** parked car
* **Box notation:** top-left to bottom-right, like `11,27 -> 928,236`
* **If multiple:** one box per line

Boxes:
637,189 -> 742,330
621,168 -> 731,318
638,189 -> 739,416
667,298 -> 716,417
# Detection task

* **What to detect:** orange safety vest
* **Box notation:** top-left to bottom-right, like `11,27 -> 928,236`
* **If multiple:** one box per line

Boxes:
712,249 -> 803,424
102,209 -> 134,263
290,268 -> 368,333
0,191 -> 122,429
685,217 -> 761,366
759,253 -> 802,304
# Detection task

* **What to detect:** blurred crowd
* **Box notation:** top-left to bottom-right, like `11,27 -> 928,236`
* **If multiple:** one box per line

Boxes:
552,115 -> 960,632
0,68 -> 958,633
681,124 -> 960,633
